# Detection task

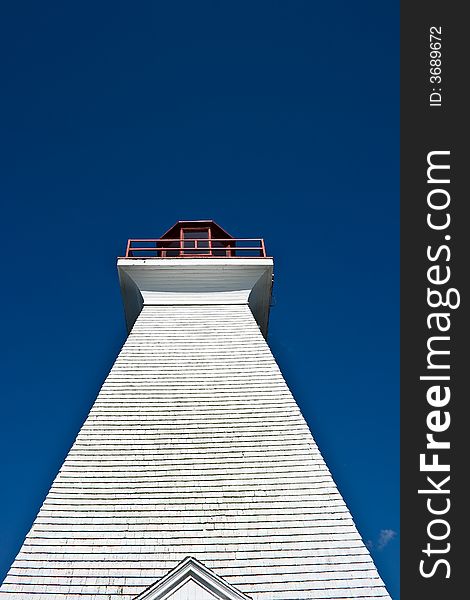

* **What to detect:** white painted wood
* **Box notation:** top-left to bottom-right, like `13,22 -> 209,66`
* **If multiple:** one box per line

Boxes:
0,288 -> 391,599
167,580 -> 217,600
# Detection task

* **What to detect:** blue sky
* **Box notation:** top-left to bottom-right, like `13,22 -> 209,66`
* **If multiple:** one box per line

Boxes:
0,1 -> 399,598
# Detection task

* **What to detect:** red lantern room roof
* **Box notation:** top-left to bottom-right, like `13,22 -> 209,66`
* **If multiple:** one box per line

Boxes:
123,220 -> 267,258
160,220 -> 234,240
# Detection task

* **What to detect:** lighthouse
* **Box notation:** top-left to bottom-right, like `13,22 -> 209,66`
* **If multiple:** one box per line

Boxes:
0,220 -> 391,599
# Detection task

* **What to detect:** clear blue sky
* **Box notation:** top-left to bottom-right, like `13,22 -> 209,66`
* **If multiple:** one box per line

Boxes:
0,1 -> 399,598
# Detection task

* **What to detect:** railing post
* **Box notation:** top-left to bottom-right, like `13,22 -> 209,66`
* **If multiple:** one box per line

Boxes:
125,239 -> 131,258
260,239 -> 266,257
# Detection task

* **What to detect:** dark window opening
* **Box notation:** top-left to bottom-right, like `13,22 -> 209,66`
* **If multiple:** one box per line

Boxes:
182,228 -> 210,255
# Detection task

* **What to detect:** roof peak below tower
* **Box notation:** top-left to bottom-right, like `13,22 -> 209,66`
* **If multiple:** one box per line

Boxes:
135,556 -> 252,600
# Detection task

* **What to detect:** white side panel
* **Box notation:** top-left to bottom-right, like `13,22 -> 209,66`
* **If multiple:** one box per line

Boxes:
166,579 -> 216,600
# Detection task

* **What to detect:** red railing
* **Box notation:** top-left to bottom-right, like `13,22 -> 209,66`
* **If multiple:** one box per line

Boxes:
123,238 -> 267,258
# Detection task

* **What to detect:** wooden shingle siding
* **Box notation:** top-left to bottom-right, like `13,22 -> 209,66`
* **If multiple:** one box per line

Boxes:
0,304 -> 391,599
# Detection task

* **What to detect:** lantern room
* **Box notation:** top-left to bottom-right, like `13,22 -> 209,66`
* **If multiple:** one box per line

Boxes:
124,220 -> 266,258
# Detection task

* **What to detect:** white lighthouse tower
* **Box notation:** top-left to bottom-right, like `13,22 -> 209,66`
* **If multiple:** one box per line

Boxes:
0,220 -> 391,600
